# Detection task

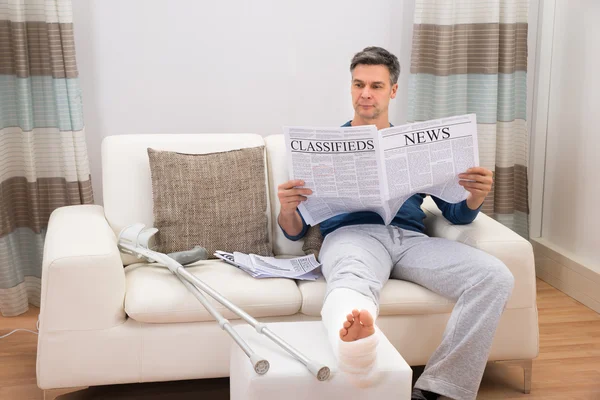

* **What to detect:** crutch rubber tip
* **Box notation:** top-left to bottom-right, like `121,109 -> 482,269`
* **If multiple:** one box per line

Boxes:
317,366 -> 331,381
308,362 -> 331,381
250,354 -> 270,375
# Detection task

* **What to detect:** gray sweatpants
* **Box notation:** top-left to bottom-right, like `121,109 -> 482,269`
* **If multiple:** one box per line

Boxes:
319,224 -> 514,400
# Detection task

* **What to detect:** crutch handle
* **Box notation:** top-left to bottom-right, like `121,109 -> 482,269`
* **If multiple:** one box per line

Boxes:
167,246 -> 208,265
307,362 -> 331,381
250,354 -> 270,375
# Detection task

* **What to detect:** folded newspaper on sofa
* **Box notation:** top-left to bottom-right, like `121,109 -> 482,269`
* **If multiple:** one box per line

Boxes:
214,251 -> 321,280
283,114 -> 480,226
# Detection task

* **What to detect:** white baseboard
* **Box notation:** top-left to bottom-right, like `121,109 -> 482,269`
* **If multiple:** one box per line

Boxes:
531,238 -> 600,313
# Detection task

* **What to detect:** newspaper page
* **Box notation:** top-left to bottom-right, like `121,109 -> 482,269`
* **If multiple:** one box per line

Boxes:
283,114 -> 479,226
378,114 -> 479,222
214,251 -> 320,280
249,254 -> 320,279
283,125 -> 389,225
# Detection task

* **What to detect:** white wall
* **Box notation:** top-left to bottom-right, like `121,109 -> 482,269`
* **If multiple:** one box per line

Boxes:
72,0 -> 415,204
539,0 -> 600,268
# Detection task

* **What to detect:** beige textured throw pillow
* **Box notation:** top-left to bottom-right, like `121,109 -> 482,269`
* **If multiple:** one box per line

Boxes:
302,224 -> 324,260
147,146 -> 272,257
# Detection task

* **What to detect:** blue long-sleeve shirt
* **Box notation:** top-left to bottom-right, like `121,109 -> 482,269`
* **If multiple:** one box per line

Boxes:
281,121 -> 481,241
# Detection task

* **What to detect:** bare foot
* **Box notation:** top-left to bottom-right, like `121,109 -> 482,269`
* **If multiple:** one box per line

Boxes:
339,309 -> 375,342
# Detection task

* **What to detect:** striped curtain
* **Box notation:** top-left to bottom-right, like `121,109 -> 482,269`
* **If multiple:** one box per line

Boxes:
408,0 -> 529,237
0,0 -> 93,316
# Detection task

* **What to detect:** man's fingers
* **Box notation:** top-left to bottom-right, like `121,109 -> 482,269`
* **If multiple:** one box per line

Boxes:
459,181 -> 490,190
464,167 -> 492,176
458,173 -> 491,180
464,186 -> 486,194
282,195 -> 308,203
458,174 -> 493,184
459,167 -> 493,183
278,179 -> 305,190
278,188 -> 312,197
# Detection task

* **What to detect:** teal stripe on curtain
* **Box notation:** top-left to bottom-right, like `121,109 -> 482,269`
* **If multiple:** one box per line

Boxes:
498,72 -> 527,121
0,228 -> 45,288
0,75 -> 84,131
408,72 -> 527,123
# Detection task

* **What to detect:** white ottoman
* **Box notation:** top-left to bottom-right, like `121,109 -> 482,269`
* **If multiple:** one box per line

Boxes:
230,321 -> 412,400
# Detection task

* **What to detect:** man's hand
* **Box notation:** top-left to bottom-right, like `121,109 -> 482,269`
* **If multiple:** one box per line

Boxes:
458,167 -> 493,210
277,180 -> 312,237
278,179 -> 312,215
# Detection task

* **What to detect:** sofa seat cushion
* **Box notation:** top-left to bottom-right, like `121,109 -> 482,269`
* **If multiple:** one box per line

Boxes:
124,260 -> 302,323
298,277 -> 455,317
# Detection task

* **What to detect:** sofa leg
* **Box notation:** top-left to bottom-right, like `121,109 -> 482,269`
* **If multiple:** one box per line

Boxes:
43,386 -> 88,400
495,359 -> 532,394
523,359 -> 532,394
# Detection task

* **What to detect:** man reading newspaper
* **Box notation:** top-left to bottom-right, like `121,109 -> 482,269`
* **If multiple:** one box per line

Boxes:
277,47 -> 513,400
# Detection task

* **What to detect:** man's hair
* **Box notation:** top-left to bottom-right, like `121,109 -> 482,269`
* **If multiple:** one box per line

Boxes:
350,46 -> 400,85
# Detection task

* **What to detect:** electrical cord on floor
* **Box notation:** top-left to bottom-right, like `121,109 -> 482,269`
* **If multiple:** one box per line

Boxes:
0,316 -> 40,339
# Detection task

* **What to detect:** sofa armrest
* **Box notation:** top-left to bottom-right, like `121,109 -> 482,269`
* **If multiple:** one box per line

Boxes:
421,197 -> 536,309
40,205 -> 126,332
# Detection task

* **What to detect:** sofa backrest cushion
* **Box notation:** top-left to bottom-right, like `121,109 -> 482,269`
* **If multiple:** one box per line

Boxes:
102,134 -> 270,265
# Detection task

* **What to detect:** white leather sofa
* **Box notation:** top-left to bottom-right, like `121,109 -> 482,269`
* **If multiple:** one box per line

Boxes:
37,133 -> 539,399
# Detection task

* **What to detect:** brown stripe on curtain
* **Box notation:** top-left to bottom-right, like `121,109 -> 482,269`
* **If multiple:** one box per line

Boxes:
480,186 -> 495,215
514,164 -> 529,214
493,165 -> 529,214
0,176 -> 93,237
0,21 -> 78,78
410,23 -> 528,75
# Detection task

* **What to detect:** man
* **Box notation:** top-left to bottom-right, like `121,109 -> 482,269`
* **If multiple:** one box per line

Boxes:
277,47 -> 513,400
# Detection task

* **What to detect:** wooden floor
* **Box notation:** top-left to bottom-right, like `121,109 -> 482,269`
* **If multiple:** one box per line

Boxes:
1,278 -> 599,399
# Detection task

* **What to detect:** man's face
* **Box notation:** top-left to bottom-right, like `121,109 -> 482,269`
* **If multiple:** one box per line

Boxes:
351,64 -> 398,121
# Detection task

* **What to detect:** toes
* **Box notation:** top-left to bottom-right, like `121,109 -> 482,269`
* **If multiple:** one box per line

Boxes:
339,328 -> 348,338
358,310 -> 374,327
352,309 -> 360,318
346,313 -> 354,323
343,320 -> 352,329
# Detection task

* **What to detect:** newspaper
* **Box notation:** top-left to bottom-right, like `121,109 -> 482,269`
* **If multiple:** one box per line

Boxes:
213,251 -> 321,280
283,114 -> 479,226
